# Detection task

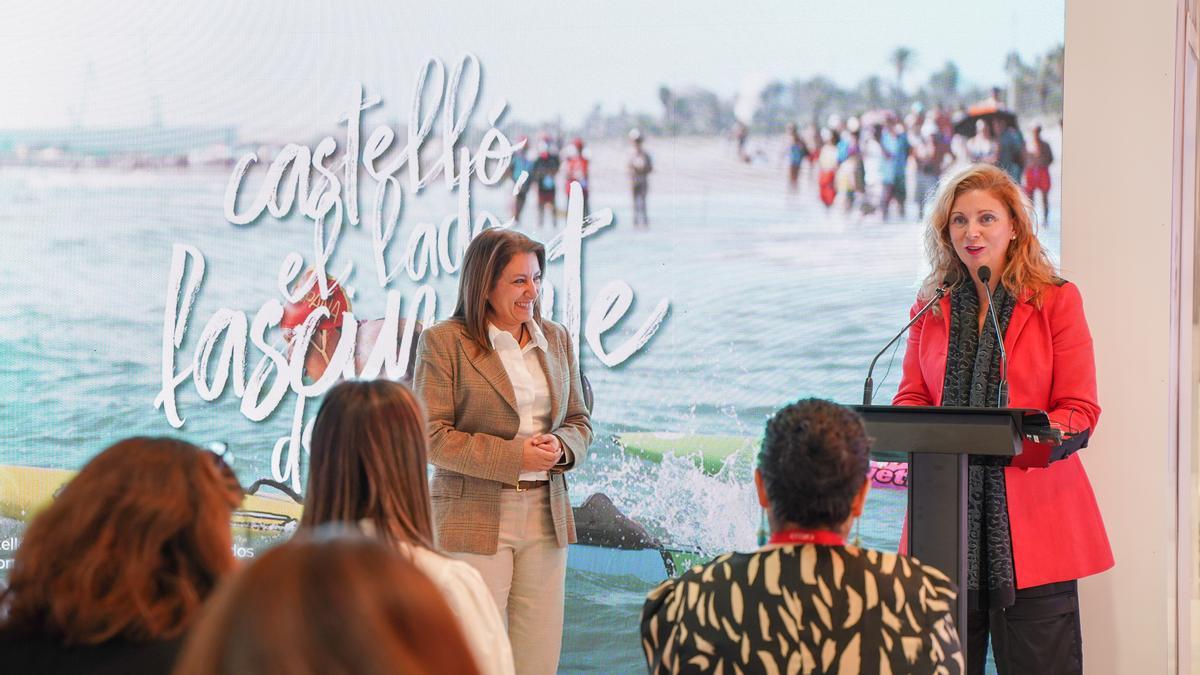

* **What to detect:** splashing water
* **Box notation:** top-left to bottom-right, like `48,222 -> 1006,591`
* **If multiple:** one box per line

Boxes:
572,438 -> 762,556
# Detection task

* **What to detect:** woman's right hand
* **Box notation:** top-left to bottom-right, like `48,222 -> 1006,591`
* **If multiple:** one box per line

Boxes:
520,437 -> 559,473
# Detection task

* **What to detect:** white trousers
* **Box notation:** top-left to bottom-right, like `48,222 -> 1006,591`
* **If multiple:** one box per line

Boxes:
451,486 -> 567,675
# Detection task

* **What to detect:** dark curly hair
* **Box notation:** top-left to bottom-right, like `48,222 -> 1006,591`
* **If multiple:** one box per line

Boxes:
759,399 -> 871,529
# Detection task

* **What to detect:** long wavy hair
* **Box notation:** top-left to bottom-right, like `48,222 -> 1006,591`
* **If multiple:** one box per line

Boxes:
300,379 -> 436,550
0,437 -> 242,644
919,163 -> 1057,307
451,228 -> 546,351
173,534 -> 482,675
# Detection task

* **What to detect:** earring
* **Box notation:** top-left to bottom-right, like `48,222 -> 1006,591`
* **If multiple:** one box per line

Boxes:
757,509 -> 769,547
852,516 -> 862,548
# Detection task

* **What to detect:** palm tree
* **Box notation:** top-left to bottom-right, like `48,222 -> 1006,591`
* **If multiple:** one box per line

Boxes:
658,86 -> 676,134
792,76 -> 842,126
857,75 -> 886,110
927,61 -> 961,106
891,47 -> 916,95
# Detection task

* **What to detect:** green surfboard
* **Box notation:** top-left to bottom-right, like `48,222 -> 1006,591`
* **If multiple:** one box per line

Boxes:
615,432 -> 758,475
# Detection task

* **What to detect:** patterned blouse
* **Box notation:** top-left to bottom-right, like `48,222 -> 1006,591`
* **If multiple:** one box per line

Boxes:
641,545 -> 964,674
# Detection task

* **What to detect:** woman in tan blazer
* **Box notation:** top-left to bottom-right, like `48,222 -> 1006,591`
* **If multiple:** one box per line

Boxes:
414,228 -> 592,675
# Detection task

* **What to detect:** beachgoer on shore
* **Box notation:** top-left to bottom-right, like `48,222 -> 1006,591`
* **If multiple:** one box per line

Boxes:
836,117 -> 863,213
881,121 -> 911,220
861,124 -> 888,216
966,119 -> 998,165
996,116 -> 1025,183
733,121 -> 749,163
785,122 -> 808,192
628,129 -> 653,228
1023,124 -> 1055,225
562,138 -> 590,214
531,135 -> 560,228
817,128 -> 839,209
508,136 -> 533,225
913,121 -> 956,220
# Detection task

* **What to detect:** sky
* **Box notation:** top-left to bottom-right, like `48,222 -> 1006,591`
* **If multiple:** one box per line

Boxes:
2,0 -> 1065,139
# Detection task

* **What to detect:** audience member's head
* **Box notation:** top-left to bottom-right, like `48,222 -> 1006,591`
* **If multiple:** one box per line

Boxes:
756,398 -> 871,533
0,437 -> 242,644
300,379 -> 435,549
174,533 -> 482,675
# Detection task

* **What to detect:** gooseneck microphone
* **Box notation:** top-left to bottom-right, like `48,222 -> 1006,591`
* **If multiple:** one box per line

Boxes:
977,265 -> 1009,407
862,284 -> 947,405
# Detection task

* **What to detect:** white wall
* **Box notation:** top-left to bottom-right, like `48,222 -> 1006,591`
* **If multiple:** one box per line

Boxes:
1064,0 -> 1183,671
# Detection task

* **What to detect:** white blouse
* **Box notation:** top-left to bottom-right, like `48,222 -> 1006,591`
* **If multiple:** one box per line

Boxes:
406,545 -> 516,675
487,321 -> 555,481
359,522 -> 515,675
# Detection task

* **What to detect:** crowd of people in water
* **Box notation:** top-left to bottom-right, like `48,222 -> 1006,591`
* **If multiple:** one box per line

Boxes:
508,128 -> 654,229
776,101 -> 1056,225
513,94 -> 1057,232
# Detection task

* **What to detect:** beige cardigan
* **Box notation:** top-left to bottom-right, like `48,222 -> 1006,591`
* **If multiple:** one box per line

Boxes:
414,318 -> 592,555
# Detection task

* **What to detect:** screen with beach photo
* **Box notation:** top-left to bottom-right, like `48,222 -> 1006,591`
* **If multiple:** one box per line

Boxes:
1,2 -> 1065,670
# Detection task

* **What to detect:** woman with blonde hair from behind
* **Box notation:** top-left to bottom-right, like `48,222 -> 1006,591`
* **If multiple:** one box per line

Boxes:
0,437 -> 243,675
174,533 -> 482,675
296,379 -> 513,675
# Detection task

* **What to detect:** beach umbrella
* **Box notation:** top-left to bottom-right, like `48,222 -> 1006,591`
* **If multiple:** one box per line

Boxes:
954,108 -> 1019,137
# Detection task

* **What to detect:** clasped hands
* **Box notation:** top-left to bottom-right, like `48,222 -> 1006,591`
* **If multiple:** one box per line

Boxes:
520,433 -> 563,472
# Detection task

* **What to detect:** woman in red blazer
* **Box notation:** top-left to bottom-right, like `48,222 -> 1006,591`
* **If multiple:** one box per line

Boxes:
894,164 -> 1112,674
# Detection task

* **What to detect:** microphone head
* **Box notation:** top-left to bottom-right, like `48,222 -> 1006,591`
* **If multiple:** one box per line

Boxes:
977,265 -> 992,284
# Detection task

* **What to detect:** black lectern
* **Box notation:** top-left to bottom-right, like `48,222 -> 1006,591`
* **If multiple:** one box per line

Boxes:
849,405 -> 1054,658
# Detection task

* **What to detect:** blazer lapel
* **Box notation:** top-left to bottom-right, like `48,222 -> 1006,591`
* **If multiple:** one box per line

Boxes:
1004,291 -> 1035,355
537,339 -> 564,425
462,334 -> 520,414
931,294 -> 952,406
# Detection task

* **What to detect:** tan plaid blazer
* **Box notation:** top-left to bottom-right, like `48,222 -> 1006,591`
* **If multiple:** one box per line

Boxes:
414,318 -> 593,555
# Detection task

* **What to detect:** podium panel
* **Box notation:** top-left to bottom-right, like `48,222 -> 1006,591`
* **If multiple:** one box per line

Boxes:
854,405 -> 1026,460
849,404 -> 1046,665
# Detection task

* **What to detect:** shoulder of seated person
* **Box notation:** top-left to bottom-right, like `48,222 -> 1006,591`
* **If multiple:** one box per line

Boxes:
443,554 -> 489,585
417,549 -> 489,587
884,552 -> 957,595
643,556 -> 743,605
673,552 -> 751,584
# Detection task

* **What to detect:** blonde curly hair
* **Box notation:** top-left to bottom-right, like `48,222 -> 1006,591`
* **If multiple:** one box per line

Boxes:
919,163 -> 1058,307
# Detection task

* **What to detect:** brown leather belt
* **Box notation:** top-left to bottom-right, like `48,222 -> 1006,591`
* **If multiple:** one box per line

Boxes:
504,479 -> 550,491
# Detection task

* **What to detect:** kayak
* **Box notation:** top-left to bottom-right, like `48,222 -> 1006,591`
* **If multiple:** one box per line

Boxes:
615,432 -> 908,489
615,432 -> 756,474
0,464 -> 301,543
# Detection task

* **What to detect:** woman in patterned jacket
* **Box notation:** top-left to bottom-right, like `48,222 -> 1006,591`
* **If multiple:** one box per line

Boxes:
641,398 -> 963,674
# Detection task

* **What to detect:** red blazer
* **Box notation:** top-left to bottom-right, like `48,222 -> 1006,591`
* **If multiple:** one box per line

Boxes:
893,281 -> 1113,588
